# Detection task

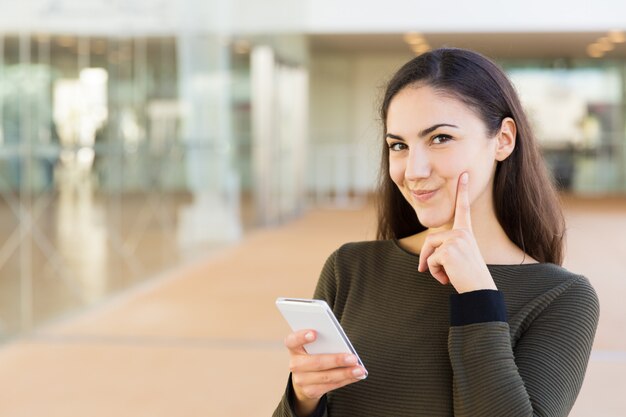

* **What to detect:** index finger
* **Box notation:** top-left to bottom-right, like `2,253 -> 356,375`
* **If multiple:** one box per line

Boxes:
453,172 -> 472,231
285,329 -> 317,354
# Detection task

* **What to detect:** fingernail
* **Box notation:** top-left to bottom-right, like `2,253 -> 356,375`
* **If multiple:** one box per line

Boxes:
304,332 -> 314,341
352,368 -> 367,379
345,355 -> 357,365
460,172 -> 468,184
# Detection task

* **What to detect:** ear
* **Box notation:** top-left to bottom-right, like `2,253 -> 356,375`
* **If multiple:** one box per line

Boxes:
495,117 -> 516,162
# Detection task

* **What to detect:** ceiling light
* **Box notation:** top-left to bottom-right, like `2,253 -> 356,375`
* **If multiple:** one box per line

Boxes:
597,38 -> 614,52
587,44 -> 604,58
404,32 -> 426,45
411,43 -> 430,54
608,30 -> 626,43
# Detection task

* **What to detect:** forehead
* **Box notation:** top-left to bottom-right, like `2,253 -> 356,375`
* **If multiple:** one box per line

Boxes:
386,85 -> 484,130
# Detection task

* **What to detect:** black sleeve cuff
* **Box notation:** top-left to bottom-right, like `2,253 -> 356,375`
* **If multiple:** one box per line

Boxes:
450,289 -> 507,327
286,373 -> 327,417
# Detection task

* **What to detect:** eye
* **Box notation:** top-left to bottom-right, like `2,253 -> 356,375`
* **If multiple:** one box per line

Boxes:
431,134 -> 452,145
388,142 -> 408,152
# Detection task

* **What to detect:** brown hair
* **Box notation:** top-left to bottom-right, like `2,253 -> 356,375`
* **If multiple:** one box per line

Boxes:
377,48 -> 565,265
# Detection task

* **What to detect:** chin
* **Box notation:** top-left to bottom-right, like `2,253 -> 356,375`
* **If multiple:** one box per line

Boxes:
414,210 -> 452,229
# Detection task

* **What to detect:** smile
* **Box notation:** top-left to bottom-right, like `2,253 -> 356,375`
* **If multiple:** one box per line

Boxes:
410,189 -> 438,202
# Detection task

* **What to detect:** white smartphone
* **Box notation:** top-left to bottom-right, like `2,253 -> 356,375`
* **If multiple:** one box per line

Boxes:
276,297 -> 365,368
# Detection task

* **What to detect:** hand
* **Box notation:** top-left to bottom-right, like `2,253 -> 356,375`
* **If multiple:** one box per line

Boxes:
285,329 -> 367,416
417,172 -> 496,294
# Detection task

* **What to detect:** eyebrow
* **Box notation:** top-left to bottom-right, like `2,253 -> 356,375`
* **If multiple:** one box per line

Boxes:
385,123 -> 460,140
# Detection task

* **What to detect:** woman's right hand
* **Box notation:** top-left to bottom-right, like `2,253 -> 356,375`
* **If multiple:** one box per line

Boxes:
285,329 -> 368,416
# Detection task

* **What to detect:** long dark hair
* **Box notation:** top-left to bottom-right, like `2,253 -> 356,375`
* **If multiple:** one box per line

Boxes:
377,48 -> 565,265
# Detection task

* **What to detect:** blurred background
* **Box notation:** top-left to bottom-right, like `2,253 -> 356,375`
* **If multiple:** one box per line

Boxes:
0,0 -> 624,416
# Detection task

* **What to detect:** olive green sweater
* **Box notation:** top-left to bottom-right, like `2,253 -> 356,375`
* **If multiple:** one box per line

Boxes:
273,240 -> 599,417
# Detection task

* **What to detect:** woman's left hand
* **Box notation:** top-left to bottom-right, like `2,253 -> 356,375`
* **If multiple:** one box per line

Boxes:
417,172 -> 497,294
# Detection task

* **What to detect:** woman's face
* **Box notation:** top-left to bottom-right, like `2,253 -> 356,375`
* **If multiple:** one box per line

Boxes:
385,85 -> 500,229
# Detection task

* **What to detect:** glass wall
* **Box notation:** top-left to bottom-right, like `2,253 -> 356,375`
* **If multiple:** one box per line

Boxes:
0,31 -> 309,340
0,34 -> 188,338
231,37 -> 309,228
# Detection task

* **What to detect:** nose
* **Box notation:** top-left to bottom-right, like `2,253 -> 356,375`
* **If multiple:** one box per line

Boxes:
404,147 -> 431,181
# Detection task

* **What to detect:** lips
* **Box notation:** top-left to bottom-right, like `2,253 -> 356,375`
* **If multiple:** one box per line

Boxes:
410,189 -> 438,202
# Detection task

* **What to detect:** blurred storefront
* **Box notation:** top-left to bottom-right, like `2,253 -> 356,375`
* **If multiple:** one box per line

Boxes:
506,61 -> 626,194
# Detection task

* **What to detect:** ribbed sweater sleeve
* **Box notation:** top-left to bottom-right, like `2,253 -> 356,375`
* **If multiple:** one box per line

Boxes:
448,276 -> 600,416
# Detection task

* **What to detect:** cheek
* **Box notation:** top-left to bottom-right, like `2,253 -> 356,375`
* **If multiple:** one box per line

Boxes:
435,154 -> 469,187
441,161 -> 494,203
435,155 -> 478,203
388,158 -> 406,186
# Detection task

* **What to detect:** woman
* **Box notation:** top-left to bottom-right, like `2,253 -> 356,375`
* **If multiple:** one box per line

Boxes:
273,48 -> 599,417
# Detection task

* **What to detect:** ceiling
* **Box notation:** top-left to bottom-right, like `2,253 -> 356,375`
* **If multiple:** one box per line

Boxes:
309,32 -> 626,60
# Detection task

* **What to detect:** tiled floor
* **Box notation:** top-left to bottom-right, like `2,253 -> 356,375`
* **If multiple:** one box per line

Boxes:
0,197 -> 624,416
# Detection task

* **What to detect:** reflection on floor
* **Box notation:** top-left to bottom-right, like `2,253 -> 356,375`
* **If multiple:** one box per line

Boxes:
0,196 -> 624,416
0,180 -> 230,339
